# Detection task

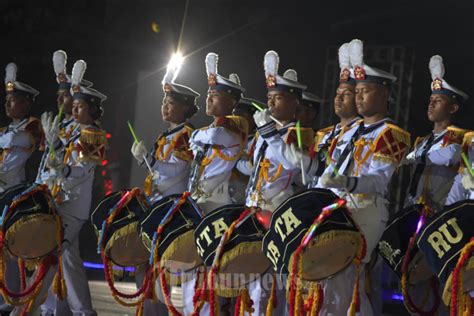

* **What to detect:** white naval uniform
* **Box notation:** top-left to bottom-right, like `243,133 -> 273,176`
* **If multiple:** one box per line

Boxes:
0,117 -> 41,312
22,124 -> 105,316
405,126 -> 465,212
308,118 -> 361,188
136,123 -> 194,315
317,117 -> 410,316
141,122 -> 193,203
245,121 -> 306,212
182,116 -> 247,315
188,116 -> 247,214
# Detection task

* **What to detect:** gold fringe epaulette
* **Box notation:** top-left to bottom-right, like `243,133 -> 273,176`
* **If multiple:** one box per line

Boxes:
80,127 -> 107,145
314,125 -> 334,148
217,115 -> 249,140
78,127 -> 108,163
462,131 -> 474,148
372,123 -> 411,164
443,126 -> 469,147
24,117 -> 45,150
285,127 -> 315,149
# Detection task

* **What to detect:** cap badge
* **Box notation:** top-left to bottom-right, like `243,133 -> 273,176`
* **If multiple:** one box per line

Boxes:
340,68 -> 350,82
354,66 -> 366,81
208,74 -> 217,87
432,78 -> 442,91
266,75 -> 276,88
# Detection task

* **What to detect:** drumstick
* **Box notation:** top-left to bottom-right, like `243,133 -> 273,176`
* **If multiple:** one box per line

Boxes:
127,120 -> 154,175
296,121 -> 307,185
251,102 -> 284,126
461,152 -> 474,177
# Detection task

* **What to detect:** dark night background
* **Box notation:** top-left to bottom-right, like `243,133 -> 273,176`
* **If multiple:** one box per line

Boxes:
1,1 -> 472,313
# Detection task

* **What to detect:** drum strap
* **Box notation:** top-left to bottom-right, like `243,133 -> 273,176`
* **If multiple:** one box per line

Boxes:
333,118 -> 390,176
408,131 -> 445,199
245,140 -> 268,203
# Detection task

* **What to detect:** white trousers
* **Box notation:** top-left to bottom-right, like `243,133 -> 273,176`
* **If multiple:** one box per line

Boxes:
320,202 -> 388,315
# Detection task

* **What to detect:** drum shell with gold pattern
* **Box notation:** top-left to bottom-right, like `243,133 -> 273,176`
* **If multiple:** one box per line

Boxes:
417,199 -> 474,305
378,204 -> 433,284
194,204 -> 269,297
139,194 -> 203,277
91,190 -> 149,267
0,183 -> 57,259
262,188 -> 360,282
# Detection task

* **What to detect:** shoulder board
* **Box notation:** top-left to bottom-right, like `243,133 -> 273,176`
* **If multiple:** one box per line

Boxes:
372,123 -> 411,164
443,126 -> 469,146
216,115 -> 249,140
285,127 -> 315,148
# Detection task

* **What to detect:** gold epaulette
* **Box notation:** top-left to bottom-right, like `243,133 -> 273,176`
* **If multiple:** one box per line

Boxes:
462,131 -> 474,148
216,115 -> 249,141
285,126 -> 315,149
24,117 -> 44,150
314,125 -> 334,148
78,127 -> 108,163
443,126 -> 469,146
372,123 -> 411,164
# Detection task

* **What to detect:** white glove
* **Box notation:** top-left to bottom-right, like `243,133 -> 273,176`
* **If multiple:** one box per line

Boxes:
189,138 -> 204,154
461,169 -> 474,190
41,111 -> 60,147
46,156 -> 67,178
131,141 -> 148,164
253,109 -> 273,127
403,150 -> 417,165
320,173 -> 349,189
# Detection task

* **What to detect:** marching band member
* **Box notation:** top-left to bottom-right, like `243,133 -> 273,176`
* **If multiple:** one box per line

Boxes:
130,53 -> 199,315
405,55 -> 469,212
131,53 -> 199,203
187,52 -> 248,214
245,51 -> 312,315
318,39 -> 411,315
245,52 -> 312,212
17,60 -> 107,315
309,42 -> 361,188
39,50 -> 97,316
0,62 -> 42,314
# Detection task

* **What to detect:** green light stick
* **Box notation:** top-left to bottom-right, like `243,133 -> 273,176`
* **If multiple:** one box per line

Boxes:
127,120 -> 153,174
296,120 -> 307,185
461,152 -> 474,177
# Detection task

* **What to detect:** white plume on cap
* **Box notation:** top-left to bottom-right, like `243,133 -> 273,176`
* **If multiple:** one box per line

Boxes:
71,60 -> 87,86
228,73 -> 241,85
283,69 -> 297,81
429,55 -> 445,80
349,39 -> 364,67
264,50 -> 279,78
53,50 -> 67,76
338,43 -> 351,70
205,53 -> 218,77
5,63 -> 17,84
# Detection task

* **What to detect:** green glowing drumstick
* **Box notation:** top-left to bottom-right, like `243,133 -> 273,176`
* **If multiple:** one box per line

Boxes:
127,120 -> 140,144
461,152 -> 474,177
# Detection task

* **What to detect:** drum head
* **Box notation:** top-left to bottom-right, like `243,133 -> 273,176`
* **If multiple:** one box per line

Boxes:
162,230 -> 203,274
108,229 -> 149,267
300,231 -> 360,281
407,252 -> 433,285
6,214 -> 57,259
